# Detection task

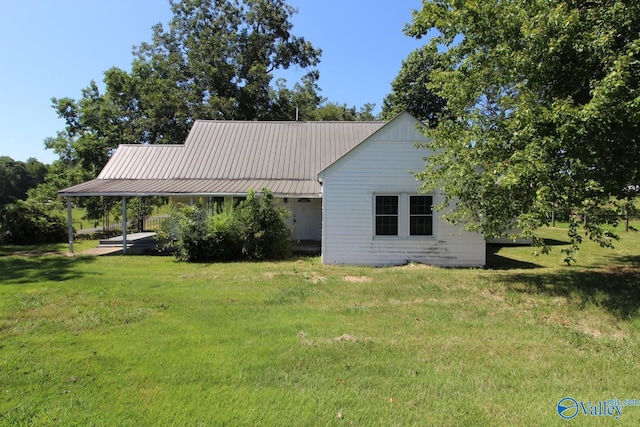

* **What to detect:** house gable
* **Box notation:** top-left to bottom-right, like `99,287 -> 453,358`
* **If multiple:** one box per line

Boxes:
318,112 -> 428,183
319,112 -> 487,267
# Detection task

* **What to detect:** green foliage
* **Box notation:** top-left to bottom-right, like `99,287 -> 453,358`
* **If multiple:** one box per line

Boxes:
310,102 -> 378,121
381,45 -> 447,124
160,189 -> 291,262
27,157 -> 91,206
269,71 -> 325,120
406,0 -> 640,262
0,156 -> 48,206
236,189 -> 292,260
0,200 -> 68,245
167,204 -> 216,261
126,197 -> 168,232
45,0 -> 323,180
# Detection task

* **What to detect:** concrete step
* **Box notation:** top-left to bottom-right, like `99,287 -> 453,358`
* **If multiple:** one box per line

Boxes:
99,232 -> 157,246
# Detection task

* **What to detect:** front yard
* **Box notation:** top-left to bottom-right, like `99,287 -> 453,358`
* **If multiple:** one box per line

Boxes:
1,226 -> 639,425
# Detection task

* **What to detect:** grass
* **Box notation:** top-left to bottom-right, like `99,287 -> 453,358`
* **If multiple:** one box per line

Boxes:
1,225 -> 639,425
0,240 -> 99,257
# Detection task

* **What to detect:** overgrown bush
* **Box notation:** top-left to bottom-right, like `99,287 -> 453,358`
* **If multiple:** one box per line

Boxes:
0,200 -> 68,244
236,190 -> 293,260
158,189 -> 292,262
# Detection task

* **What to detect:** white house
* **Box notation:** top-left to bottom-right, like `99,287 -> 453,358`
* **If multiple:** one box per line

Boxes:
318,112 -> 486,266
60,112 -> 487,267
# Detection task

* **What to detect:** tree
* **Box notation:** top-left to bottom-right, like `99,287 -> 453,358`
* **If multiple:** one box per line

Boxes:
269,71 -> 326,120
0,156 -> 48,207
48,0 -> 322,177
381,45 -> 447,125
0,200 -> 68,245
311,102 -> 378,121
406,0 -> 640,262
135,0 -> 322,121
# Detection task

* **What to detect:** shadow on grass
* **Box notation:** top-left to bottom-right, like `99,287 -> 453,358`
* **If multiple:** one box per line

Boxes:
543,238 -> 571,246
501,268 -> 640,320
488,253 -> 542,270
486,244 -> 542,270
487,237 -> 572,270
605,254 -> 640,267
0,255 -> 98,285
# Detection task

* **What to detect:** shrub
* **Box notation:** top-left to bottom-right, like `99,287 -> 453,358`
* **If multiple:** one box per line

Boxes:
0,200 -> 69,244
158,189 -> 292,262
236,190 -> 292,260
206,202 -> 243,261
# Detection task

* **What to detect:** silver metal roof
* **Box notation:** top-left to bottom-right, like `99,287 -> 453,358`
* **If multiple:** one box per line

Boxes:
60,120 -> 387,197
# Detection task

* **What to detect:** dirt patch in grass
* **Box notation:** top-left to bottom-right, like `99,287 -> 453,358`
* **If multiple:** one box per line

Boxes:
334,333 -> 358,342
343,276 -> 371,283
304,272 -> 326,284
479,288 -> 505,302
391,262 -> 435,270
297,331 -> 314,346
10,250 -> 61,257
297,331 -> 370,346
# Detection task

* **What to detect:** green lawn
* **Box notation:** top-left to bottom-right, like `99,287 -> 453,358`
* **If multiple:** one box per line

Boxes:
1,226 -> 639,425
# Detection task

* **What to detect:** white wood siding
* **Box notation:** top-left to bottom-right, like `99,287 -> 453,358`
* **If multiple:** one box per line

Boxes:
320,114 -> 486,267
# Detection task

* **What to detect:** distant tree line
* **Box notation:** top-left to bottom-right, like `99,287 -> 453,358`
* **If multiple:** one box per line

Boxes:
0,156 -> 68,244
0,157 -> 48,207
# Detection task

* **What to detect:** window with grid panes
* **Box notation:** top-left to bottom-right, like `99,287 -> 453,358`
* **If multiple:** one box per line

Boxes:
375,195 -> 398,236
409,195 -> 433,236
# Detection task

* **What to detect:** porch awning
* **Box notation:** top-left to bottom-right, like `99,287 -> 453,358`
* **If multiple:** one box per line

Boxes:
59,178 -> 322,198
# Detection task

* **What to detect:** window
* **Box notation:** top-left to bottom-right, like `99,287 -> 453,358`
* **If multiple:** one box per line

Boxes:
374,194 -> 434,237
409,196 -> 433,236
375,196 -> 398,235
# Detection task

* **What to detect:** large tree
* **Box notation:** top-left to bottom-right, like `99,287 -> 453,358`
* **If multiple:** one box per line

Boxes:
47,0 -> 323,177
407,0 -> 640,261
381,45 -> 447,125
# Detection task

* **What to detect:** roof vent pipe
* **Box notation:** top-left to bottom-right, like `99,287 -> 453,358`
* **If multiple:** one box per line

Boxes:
295,107 -> 299,122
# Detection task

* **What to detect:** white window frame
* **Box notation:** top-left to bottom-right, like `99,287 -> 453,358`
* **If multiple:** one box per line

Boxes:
373,193 -> 435,238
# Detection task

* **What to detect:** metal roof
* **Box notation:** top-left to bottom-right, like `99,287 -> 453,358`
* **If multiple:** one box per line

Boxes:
61,179 -> 322,197
60,120 -> 387,197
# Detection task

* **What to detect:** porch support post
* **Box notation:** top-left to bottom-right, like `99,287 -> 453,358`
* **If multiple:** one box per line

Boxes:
66,197 -> 74,254
122,197 -> 128,255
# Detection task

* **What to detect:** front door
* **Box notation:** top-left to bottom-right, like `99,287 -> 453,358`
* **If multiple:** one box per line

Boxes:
292,198 -> 321,241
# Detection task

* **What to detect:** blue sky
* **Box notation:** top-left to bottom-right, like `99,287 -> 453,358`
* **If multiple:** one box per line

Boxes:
0,0 -> 425,164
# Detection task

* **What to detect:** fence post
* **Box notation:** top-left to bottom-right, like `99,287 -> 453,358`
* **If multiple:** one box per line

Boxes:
122,198 -> 128,255
66,198 -> 74,254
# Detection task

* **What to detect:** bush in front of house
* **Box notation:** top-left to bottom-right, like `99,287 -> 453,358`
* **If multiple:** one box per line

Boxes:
160,189 -> 292,262
236,190 -> 293,260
